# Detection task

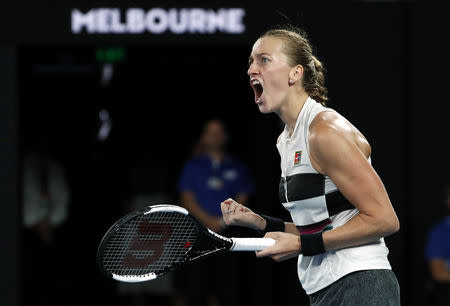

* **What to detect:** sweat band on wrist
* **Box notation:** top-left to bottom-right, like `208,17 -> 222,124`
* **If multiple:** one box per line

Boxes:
260,214 -> 285,233
300,232 -> 326,256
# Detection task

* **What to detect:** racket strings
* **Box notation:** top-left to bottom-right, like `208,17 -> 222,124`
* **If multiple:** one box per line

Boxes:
102,211 -> 199,277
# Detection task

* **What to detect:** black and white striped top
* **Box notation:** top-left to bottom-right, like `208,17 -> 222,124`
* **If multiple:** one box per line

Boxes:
276,97 -> 391,295
277,97 -> 354,227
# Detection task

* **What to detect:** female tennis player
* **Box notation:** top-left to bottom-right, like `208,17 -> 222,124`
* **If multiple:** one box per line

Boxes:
221,26 -> 400,305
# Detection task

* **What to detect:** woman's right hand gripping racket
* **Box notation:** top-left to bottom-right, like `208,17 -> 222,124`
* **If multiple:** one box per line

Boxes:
97,204 -> 274,283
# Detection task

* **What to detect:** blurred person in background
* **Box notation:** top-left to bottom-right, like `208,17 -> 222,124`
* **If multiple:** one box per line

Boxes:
425,184 -> 450,305
22,152 -> 70,244
175,118 -> 254,306
22,149 -> 70,305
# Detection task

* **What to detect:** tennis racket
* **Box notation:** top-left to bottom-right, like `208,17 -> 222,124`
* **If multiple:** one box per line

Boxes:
97,204 -> 274,283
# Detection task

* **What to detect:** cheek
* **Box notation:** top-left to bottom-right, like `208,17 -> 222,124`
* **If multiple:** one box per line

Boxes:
265,67 -> 288,92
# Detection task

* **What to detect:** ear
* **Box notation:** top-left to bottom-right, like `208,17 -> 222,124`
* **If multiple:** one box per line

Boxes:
289,65 -> 303,84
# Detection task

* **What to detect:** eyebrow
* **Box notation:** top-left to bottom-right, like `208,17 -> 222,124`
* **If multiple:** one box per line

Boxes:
248,52 -> 271,65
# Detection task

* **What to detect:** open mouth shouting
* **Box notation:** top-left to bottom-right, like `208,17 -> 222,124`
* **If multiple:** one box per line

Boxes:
250,78 -> 263,103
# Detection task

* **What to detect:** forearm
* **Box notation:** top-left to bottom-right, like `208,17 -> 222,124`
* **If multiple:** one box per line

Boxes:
433,271 -> 450,282
258,208 -> 397,254
258,213 -> 398,261
430,259 -> 450,282
322,211 -> 398,251
247,216 -> 297,234
284,222 -> 300,236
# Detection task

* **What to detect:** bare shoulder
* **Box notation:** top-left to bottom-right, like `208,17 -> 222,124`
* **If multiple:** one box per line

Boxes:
309,110 -> 371,160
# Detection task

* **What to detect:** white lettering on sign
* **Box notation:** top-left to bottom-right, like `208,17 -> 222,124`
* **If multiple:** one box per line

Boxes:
71,8 -> 246,35
127,9 -> 146,33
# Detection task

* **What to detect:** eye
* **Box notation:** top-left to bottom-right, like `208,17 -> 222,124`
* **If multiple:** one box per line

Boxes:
261,57 -> 270,63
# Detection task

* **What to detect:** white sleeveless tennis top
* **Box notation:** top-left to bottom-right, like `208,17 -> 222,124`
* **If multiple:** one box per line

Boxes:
276,97 -> 392,295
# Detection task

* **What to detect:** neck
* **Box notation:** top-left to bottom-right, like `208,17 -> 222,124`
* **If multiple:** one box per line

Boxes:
276,91 -> 309,136
206,149 -> 224,162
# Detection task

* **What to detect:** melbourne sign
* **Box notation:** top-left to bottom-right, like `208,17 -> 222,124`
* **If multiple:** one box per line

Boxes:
71,8 -> 246,35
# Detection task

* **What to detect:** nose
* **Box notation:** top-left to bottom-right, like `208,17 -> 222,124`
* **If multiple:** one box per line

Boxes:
247,61 -> 258,76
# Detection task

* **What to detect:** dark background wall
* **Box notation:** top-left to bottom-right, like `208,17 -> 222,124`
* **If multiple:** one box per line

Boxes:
1,1 -> 448,305
0,46 -> 19,306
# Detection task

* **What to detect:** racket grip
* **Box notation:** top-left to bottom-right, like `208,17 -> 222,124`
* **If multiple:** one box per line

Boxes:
230,238 -> 275,251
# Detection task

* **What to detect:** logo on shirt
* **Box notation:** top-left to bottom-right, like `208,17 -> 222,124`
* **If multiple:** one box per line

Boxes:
294,151 -> 302,166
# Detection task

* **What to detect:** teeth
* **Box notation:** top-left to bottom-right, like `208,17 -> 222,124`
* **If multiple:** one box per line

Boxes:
252,80 -> 260,85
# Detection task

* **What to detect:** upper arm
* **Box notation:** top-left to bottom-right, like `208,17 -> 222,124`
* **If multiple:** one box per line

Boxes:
308,117 -> 397,225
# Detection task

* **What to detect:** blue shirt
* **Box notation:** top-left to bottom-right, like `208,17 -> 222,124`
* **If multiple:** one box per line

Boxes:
178,154 -> 254,216
425,216 -> 450,268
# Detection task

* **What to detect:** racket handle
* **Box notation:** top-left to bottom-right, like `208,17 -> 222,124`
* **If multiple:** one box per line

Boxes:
230,238 -> 275,251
